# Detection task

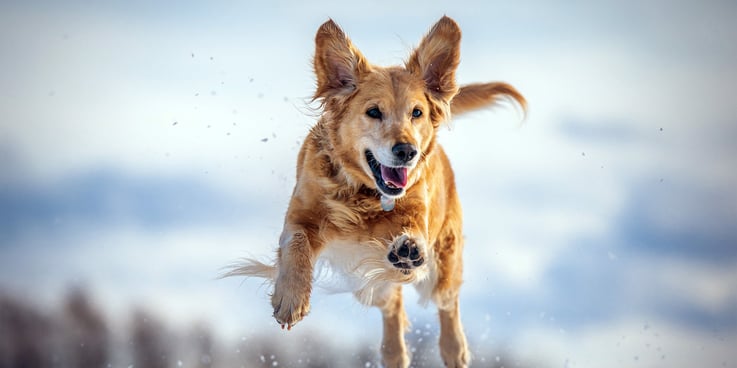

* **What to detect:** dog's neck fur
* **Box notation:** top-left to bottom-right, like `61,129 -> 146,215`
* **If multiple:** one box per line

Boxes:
310,118 -> 380,201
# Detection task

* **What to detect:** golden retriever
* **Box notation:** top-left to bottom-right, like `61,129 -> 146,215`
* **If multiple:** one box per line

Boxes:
227,16 -> 525,368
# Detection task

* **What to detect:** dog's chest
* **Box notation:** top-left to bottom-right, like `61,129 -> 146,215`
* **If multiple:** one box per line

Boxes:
313,237 -> 434,306
322,193 -> 413,238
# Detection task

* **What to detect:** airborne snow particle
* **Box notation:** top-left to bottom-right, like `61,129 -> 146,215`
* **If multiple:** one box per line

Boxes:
261,138 -> 269,142
172,121 -> 178,126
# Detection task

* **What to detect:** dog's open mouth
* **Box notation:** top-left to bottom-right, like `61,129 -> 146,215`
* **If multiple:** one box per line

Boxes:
365,150 -> 407,196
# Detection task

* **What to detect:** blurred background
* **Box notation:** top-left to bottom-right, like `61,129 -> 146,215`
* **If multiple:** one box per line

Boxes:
1,0 -> 735,367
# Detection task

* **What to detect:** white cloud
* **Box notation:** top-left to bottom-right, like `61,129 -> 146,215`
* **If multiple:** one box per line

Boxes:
647,258 -> 737,314
0,7 -> 313,196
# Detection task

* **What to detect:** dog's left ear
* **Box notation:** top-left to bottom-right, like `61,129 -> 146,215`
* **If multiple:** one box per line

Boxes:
313,19 -> 369,101
406,16 -> 461,103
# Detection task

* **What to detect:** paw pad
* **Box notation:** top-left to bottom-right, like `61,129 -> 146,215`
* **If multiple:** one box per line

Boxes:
388,237 -> 424,273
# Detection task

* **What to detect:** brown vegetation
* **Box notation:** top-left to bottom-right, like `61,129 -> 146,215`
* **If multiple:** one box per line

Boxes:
0,288 -> 543,367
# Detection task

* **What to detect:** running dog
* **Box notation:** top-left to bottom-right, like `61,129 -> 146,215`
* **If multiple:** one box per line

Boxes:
228,16 -> 525,367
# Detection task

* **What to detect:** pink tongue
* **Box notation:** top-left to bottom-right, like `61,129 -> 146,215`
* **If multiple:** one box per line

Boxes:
380,165 -> 408,188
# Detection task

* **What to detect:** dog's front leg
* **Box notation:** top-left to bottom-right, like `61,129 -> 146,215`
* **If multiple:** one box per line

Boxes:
386,200 -> 429,274
272,227 -> 317,329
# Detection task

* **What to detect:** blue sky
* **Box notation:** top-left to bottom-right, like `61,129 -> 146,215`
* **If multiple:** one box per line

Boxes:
1,0 -> 736,367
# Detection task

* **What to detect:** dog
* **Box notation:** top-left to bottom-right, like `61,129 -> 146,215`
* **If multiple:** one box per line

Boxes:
227,16 -> 525,368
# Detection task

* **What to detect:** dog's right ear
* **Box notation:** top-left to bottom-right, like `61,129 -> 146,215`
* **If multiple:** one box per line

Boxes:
313,19 -> 368,101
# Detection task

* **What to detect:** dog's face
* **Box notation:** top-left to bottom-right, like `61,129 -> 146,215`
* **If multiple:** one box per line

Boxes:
313,17 -> 461,199
336,68 -> 434,198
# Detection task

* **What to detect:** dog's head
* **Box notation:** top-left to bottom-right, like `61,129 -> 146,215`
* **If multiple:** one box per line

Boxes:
311,16 -> 520,199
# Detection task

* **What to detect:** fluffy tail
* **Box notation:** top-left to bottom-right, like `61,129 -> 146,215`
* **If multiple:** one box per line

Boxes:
220,258 -> 278,281
451,82 -> 527,118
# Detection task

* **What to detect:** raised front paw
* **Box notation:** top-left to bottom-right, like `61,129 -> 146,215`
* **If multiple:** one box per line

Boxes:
387,234 -> 425,274
271,274 -> 311,330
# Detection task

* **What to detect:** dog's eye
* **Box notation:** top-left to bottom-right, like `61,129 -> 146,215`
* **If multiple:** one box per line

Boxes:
412,108 -> 422,118
366,107 -> 382,120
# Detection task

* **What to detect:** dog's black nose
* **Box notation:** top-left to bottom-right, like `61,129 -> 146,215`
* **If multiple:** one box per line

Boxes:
392,143 -> 418,163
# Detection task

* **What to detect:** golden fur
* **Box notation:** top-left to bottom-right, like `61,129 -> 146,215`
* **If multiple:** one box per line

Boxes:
226,16 -> 526,368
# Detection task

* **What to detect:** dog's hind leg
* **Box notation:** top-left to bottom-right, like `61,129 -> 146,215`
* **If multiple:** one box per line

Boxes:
364,285 -> 410,368
437,297 -> 470,368
433,227 -> 470,368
